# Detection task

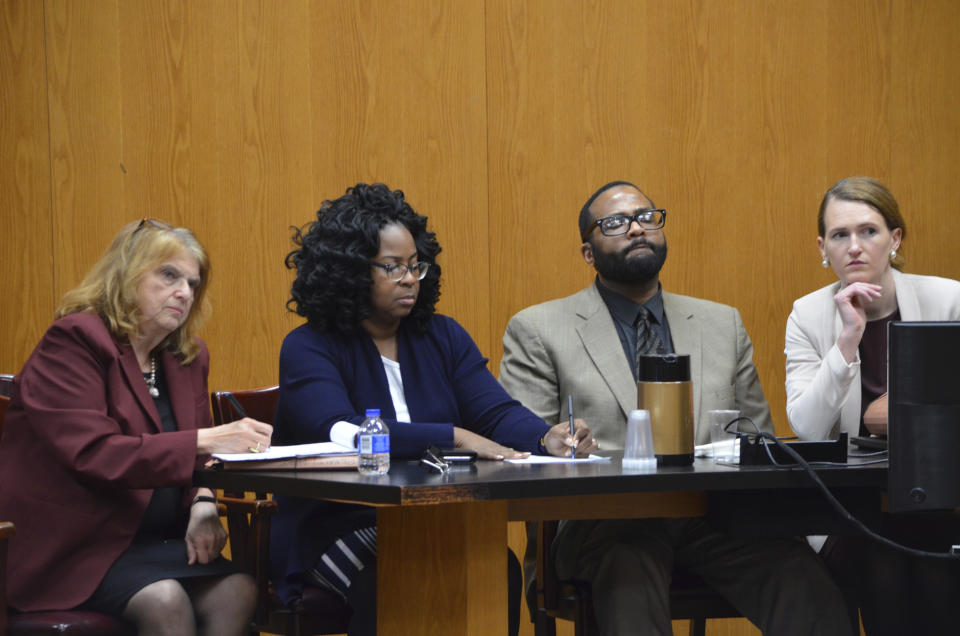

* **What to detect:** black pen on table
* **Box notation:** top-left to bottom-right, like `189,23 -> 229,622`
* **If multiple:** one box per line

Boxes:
568,394 -> 575,458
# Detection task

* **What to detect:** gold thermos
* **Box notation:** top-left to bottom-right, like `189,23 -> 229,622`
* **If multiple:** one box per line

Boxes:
637,354 -> 694,466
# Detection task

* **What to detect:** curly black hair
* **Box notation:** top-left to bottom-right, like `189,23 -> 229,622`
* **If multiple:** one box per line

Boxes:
286,183 -> 442,334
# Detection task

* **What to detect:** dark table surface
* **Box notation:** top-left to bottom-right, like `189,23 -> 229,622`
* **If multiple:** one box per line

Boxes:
196,449 -> 888,507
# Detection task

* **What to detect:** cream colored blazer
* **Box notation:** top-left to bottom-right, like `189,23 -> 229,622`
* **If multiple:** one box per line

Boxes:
785,270 -> 960,441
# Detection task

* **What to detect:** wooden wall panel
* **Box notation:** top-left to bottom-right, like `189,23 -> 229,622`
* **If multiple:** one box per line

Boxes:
0,0 -> 53,373
891,0 -> 960,281
307,0 -> 491,355
44,0 -> 126,305
113,0 -> 314,391
3,1 -> 960,635
485,0 -> 957,437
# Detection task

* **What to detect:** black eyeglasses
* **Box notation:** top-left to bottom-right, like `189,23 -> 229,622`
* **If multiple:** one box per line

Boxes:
370,261 -> 430,283
582,209 -> 666,240
420,445 -> 449,473
133,218 -> 173,234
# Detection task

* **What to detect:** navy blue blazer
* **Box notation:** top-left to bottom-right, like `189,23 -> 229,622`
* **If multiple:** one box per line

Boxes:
270,314 -> 548,604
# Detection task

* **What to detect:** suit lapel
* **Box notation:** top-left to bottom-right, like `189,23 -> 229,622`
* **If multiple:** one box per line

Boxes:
118,344 -> 163,432
892,270 -> 921,319
662,293 -> 702,424
575,286 -> 636,419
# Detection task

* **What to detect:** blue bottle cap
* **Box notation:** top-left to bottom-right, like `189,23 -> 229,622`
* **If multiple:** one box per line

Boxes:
365,408 -> 381,417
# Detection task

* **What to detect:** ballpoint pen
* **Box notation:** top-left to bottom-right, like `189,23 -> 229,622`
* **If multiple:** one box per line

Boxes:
568,395 -> 575,458
225,392 -> 248,419
225,393 -> 262,453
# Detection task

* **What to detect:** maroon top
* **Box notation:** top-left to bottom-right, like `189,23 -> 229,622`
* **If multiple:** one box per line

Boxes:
859,309 -> 900,435
0,312 -> 209,611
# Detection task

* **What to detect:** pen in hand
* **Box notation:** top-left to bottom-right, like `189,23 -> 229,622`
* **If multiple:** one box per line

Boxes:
225,392 -> 248,419
568,395 -> 575,458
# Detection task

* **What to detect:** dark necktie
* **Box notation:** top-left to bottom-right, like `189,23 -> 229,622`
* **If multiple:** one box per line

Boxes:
635,306 -> 664,375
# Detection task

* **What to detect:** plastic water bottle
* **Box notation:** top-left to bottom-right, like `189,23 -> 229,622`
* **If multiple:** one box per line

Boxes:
358,408 -> 390,474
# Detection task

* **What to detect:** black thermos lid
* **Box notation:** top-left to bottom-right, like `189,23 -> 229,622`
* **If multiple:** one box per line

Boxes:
637,354 -> 691,382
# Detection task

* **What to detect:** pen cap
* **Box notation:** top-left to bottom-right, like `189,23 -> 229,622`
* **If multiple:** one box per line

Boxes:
623,409 -> 656,471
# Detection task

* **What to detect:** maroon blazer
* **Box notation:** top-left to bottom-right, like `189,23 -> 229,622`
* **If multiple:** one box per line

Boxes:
0,312 -> 210,611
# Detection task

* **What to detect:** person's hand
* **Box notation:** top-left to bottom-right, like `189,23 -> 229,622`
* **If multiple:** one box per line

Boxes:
834,282 -> 882,363
452,426 -> 529,460
196,418 -> 273,455
543,418 -> 598,458
185,498 -> 226,565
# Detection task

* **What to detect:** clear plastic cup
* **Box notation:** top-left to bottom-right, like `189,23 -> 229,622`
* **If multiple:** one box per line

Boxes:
623,409 -> 657,471
708,409 -> 740,463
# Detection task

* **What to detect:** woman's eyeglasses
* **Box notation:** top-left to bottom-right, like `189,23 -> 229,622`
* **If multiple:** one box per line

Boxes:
370,261 -> 430,283
133,218 -> 173,234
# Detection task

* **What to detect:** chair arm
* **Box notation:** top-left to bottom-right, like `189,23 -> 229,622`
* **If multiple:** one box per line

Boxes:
219,495 -> 278,516
219,495 -> 277,627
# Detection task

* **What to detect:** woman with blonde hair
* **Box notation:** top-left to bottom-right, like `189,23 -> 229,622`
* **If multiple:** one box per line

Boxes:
0,219 -> 272,635
785,177 -> 960,634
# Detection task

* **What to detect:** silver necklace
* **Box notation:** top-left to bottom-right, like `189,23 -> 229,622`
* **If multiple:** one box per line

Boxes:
146,355 -> 159,398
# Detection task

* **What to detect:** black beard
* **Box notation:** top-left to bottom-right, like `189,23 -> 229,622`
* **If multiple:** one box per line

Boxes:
592,238 -> 667,285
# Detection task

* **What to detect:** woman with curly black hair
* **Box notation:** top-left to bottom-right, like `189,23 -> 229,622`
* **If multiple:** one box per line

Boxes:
269,183 -> 597,636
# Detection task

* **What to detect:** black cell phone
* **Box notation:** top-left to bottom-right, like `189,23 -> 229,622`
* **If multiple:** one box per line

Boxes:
438,448 -> 478,463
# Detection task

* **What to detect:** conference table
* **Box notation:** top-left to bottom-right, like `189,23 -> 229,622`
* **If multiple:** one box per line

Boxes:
195,451 -> 886,635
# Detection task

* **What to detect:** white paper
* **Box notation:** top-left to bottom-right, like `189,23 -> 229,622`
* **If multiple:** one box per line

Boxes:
213,441 -> 356,462
694,439 -> 740,459
504,454 -> 610,465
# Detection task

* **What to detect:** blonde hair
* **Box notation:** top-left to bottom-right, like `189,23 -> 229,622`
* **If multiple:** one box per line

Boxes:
57,219 -> 212,363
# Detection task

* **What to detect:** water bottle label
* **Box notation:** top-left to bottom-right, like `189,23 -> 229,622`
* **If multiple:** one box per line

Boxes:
360,434 -> 390,454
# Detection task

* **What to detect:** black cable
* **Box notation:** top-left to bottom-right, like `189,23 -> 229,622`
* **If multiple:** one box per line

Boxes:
724,417 -> 959,560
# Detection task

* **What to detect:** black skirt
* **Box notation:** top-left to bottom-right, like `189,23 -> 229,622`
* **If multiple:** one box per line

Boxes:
81,368 -> 241,615
80,537 -> 241,614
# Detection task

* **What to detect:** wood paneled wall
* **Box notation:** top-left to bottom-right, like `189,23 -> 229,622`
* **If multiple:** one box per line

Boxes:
3,2 -> 960,633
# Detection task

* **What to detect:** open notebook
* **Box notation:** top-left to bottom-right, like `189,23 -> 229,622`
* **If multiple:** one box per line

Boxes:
212,441 -> 358,470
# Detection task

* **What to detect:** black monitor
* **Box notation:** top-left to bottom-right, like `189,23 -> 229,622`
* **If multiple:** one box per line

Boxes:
888,321 -> 960,512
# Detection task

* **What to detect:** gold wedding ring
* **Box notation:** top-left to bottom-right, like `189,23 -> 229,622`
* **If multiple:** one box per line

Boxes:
249,441 -> 261,453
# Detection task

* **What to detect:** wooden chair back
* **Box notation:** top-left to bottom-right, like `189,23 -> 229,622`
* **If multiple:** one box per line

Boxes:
210,385 -> 351,635
0,374 -> 13,398
211,385 -> 279,427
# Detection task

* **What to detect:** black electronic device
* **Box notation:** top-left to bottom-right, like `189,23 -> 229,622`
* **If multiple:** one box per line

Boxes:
888,321 -> 960,513
739,433 -> 848,465
850,435 -> 887,451
438,448 -> 478,463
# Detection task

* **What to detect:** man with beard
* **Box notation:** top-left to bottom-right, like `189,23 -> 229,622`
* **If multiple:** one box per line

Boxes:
499,181 -> 851,635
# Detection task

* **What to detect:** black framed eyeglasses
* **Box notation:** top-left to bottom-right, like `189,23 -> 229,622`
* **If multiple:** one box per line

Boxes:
582,209 -> 666,240
370,261 -> 430,283
420,445 -> 449,473
133,218 -> 173,234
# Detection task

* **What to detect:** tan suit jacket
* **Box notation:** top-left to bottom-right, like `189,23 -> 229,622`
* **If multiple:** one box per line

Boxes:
500,282 -> 773,580
500,283 -> 773,449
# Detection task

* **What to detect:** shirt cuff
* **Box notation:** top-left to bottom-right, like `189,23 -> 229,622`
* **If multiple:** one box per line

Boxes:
330,420 -> 360,449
